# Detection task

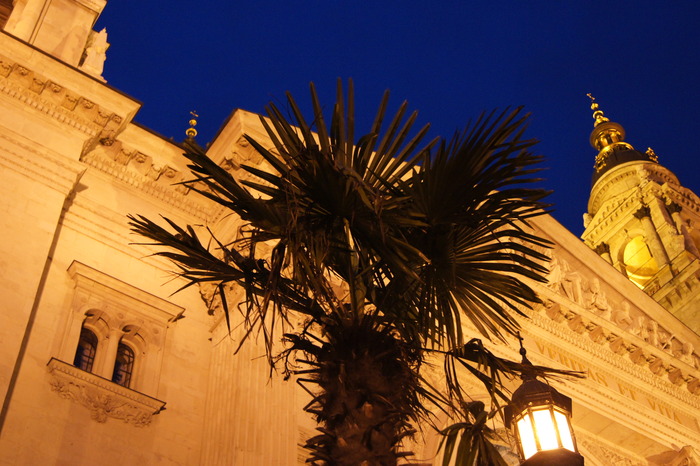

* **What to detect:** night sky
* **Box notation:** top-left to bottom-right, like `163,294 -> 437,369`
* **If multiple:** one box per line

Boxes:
95,2 -> 700,236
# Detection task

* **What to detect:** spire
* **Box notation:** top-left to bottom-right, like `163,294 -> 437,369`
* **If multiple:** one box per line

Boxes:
586,94 -> 656,185
587,93 -> 609,127
186,111 -> 198,140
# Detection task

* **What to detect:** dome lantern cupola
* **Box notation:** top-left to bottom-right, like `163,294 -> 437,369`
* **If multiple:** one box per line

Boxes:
587,94 -> 656,185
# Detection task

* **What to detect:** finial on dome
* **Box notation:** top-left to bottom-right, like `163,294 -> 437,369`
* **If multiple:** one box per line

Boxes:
587,96 -> 657,185
186,111 -> 198,139
587,93 -> 609,127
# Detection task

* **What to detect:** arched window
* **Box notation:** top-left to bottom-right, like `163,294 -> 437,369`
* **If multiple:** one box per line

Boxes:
112,343 -> 135,387
73,327 -> 98,372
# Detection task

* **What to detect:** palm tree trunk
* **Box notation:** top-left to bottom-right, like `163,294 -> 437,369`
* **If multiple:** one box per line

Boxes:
299,322 -> 419,465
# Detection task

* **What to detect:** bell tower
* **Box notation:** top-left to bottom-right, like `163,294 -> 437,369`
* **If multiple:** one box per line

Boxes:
582,96 -> 700,334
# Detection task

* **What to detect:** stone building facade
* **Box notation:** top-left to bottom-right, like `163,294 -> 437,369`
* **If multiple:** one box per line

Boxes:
0,2 -> 697,464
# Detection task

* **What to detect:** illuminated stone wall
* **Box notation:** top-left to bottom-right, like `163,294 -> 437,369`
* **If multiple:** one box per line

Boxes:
0,4 -> 698,465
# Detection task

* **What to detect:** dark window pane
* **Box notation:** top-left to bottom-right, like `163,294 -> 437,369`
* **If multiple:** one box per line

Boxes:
112,343 -> 134,387
0,0 -> 13,30
73,328 -> 98,373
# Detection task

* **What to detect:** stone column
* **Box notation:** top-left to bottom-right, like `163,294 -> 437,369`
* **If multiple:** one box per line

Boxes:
97,327 -> 123,380
634,206 -> 670,267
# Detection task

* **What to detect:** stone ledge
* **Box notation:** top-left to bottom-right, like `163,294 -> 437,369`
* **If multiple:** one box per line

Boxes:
47,358 -> 165,427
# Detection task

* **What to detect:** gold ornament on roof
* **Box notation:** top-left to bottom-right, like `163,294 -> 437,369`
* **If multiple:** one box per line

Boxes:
587,93 -> 609,127
646,147 -> 658,163
186,111 -> 198,139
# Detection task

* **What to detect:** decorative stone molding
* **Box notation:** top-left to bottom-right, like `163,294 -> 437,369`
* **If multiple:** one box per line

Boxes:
0,55 -> 124,145
61,261 -> 184,394
540,252 -> 700,399
47,358 -> 165,426
576,429 -> 646,465
584,164 -> 687,240
80,144 -> 213,219
527,313 -> 699,449
589,163 -> 680,214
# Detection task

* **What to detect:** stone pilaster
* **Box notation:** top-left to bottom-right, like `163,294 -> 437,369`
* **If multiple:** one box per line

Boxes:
199,317 -> 298,465
634,206 -> 670,267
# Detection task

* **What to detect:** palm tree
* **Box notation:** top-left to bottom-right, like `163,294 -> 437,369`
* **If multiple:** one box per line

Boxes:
130,80 -> 580,465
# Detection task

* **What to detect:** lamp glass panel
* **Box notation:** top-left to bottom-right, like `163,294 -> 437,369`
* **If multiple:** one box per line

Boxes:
532,408 -> 559,450
554,410 -> 575,451
516,415 -> 537,459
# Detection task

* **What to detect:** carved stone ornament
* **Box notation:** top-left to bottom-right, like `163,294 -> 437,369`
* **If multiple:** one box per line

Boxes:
47,358 -> 165,427
577,431 -> 645,466
0,58 -> 125,155
541,252 -> 700,394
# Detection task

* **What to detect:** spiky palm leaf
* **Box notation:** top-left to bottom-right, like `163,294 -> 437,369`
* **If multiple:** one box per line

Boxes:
129,80 -> 579,464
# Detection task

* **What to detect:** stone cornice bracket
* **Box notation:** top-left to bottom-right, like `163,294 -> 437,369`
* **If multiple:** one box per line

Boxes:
47,358 -> 166,426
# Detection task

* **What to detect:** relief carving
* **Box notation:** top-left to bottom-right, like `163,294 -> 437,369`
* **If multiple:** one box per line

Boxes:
577,432 -> 644,465
673,341 -> 698,369
199,280 -> 243,317
540,253 -> 700,395
47,358 -> 165,427
29,77 -> 45,94
547,255 -> 583,304
585,278 -> 612,319
613,301 -> 634,330
0,60 -> 11,77
62,94 -> 79,111
648,357 -> 667,376
544,300 -> 566,323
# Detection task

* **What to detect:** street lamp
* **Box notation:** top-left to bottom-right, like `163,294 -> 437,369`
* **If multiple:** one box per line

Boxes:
505,337 -> 584,465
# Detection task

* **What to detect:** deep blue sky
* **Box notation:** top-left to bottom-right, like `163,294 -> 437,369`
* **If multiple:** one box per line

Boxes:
96,2 -> 700,235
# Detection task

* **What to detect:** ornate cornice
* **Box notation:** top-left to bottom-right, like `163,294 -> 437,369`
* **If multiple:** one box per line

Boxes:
663,185 -> 700,217
523,311 -> 700,447
537,256 -> 700,400
0,55 -> 124,148
585,163 -> 699,243
80,144 -> 214,220
47,358 -> 165,426
589,163 -> 679,214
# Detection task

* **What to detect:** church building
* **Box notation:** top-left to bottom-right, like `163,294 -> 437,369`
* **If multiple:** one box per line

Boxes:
0,1 -> 697,464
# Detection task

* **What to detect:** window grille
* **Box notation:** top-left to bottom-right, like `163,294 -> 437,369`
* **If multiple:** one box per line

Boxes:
112,343 -> 135,388
73,328 -> 98,372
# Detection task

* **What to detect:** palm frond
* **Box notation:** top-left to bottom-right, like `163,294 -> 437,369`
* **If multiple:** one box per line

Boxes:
128,81 -> 578,465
